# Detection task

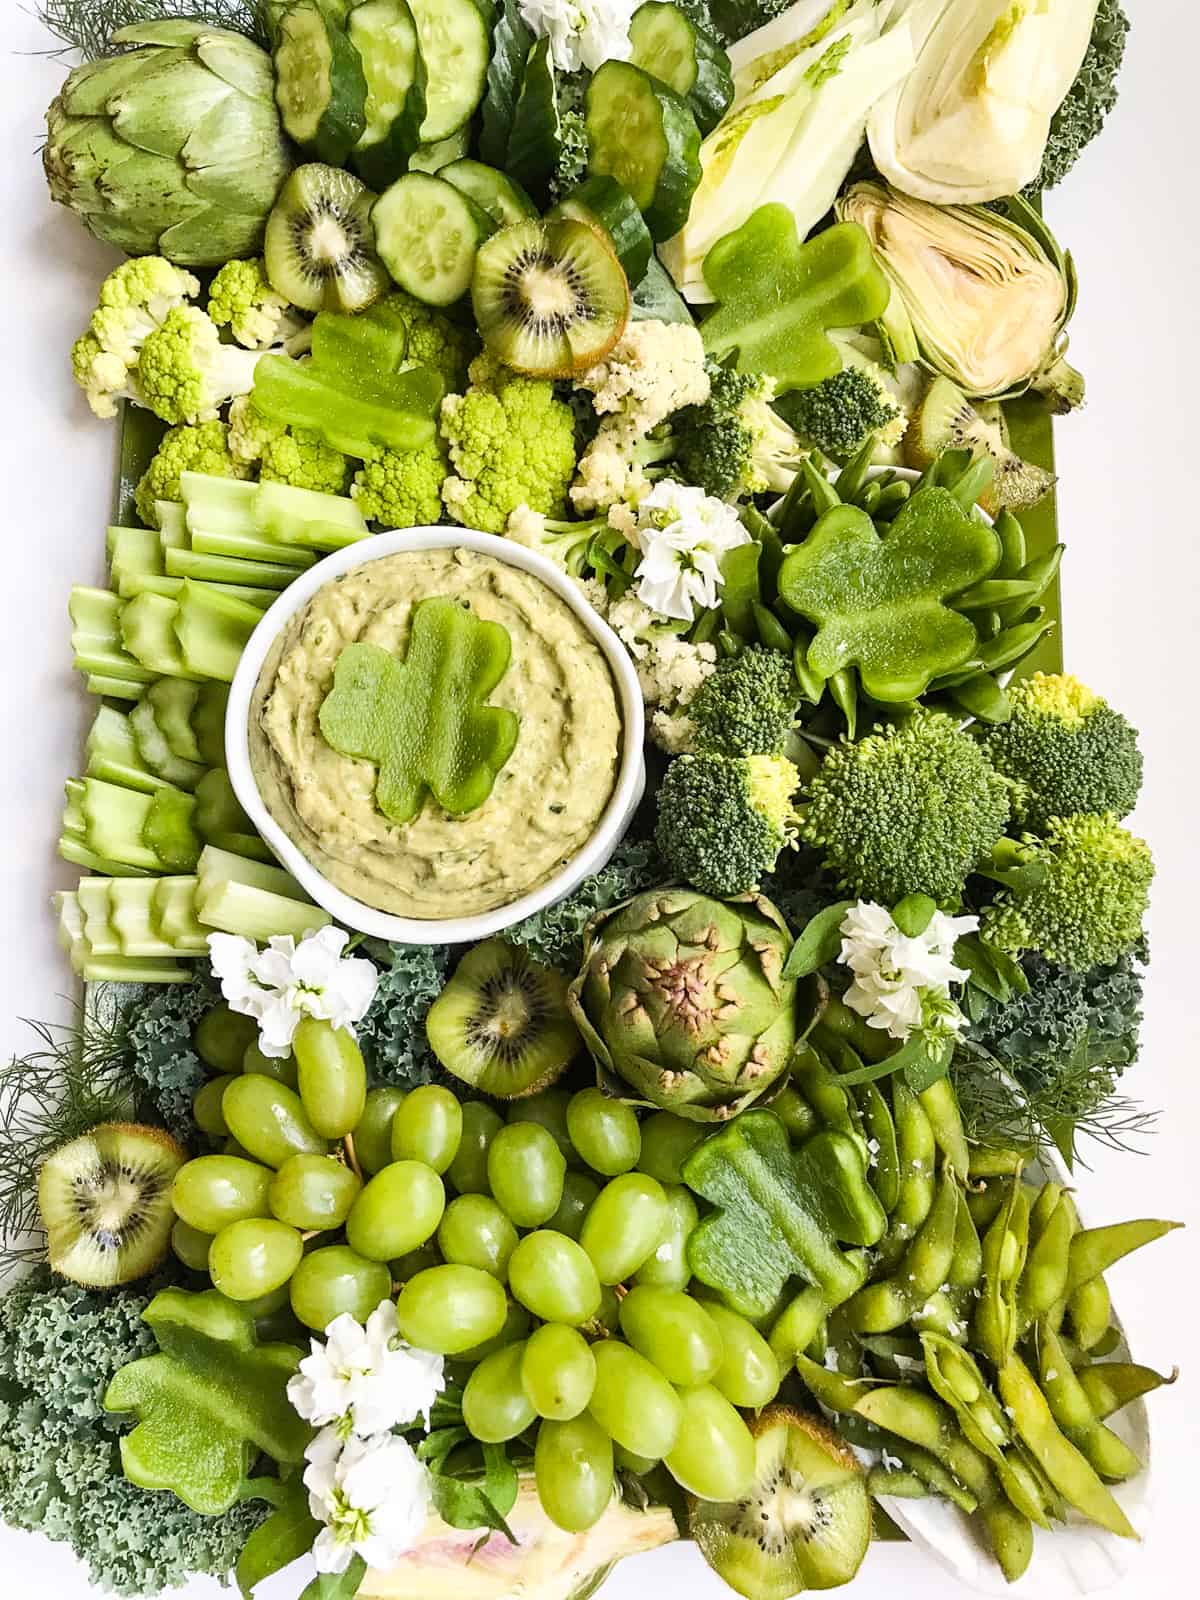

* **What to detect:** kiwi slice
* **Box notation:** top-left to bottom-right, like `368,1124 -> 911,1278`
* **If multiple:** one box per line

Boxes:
471,217 -> 630,378
38,1122 -> 186,1288
904,376 -> 1056,514
425,939 -> 582,1098
690,1406 -> 871,1599
264,163 -> 391,314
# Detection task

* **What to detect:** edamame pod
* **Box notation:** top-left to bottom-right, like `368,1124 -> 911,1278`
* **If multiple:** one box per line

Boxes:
1035,1319 -> 1142,1483
875,1082 -> 936,1271
948,1190 -> 983,1297
790,1044 -> 858,1136
852,1386 -> 993,1502
768,1284 -> 827,1371
967,1146 -> 1029,1179
847,1168 -> 959,1334
1016,1188 -> 1074,1335
879,1440 -> 979,1514
917,1077 -> 969,1177
974,1179 -> 1029,1367
1075,1361 -> 1177,1420
967,1181 -> 1006,1231
1068,1273 -> 1113,1354
1066,1218 -> 1183,1294
855,1081 -> 900,1214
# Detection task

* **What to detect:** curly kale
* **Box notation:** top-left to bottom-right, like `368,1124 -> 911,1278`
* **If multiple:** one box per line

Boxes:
126,966 -> 224,1142
356,943 -> 452,1088
0,1270 -> 263,1595
1027,0 -> 1130,194
507,838 -> 665,973
551,73 -> 591,205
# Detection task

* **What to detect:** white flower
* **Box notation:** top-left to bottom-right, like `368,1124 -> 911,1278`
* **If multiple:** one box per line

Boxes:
631,480 -> 751,622
288,1302 -> 445,1440
304,1430 -> 431,1575
207,925 -> 379,1058
518,0 -> 635,74
838,902 -> 978,1043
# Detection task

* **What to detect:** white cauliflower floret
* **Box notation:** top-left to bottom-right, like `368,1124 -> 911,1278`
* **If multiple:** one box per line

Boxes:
571,425 -> 655,515
600,590 -> 717,750
574,319 -> 711,431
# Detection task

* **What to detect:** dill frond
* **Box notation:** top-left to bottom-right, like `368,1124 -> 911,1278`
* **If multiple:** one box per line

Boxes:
33,0 -> 273,60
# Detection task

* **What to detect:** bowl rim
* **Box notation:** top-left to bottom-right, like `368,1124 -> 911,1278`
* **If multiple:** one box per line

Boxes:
224,526 -> 646,946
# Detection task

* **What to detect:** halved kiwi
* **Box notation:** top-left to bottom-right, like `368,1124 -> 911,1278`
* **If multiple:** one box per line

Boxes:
264,163 -> 391,314
38,1122 -> 186,1287
904,376 -> 1055,514
471,217 -> 630,378
690,1406 -> 872,1599
425,939 -> 582,1098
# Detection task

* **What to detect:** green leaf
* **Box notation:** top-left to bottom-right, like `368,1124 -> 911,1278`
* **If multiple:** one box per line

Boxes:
103,1289 -> 311,1515
783,900 -> 855,979
778,488 -> 1002,702
482,1441 -> 519,1519
701,210 -> 890,392
429,1471 -> 518,1542
892,894 -> 937,938
236,1476 -> 319,1600
319,597 -> 520,825
299,1555 -> 367,1600
902,1041 -> 953,1094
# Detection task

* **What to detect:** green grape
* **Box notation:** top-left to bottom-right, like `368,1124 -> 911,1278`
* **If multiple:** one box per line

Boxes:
268,1153 -> 362,1230
547,1171 -> 601,1241
437,1195 -> 517,1279
664,1384 -> 756,1501
223,1138 -> 254,1161
293,1016 -> 367,1140
396,1264 -> 508,1355
772,1085 -> 818,1142
462,1341 -> 536,1442
634,1184 -> 698,1290
390,1245 -> 442,1282
195,1004 -> 257,1074
192,1075 -> 234,1137
222,1076 -> 329,1168
588,1341 -> 682,1459
535,1415 -> 613,1533
592,1285 -> 620,1334
565,1088 -> 641,1177
487,1123 -> 566,1227
346,1161 -> 445,1261
243,1042 -> 298,1087
457,1299 -> 531,1364
171,1218 -> 212,1272
618,1285 -> 722,1386
506,1089 -> 576,1165
446,1101 -> 504,1194
703,1303 -> 781,1408
391,1084 -> 464,1175
355,1087 -> 406,1175
521,1324 -> 596,1420
637,1112 -> 705,1185
172,1154 -> 272,1234
507,1230 -> 601,1324
233,1282 -> 291,1320
290,1244 -> 392,1331
209,1217 -> 303,1301
613,1444 -> 658,1474
580,1174 -> 669,1284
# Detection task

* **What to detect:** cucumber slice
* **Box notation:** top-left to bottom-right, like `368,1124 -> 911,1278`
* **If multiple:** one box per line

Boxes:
441,159 -> 538,228
274,0 -> 368,165
506,36 -> 562,205
147,679 -> 204,763
585,60 -> 701,241
407,127 -> 471,172
628,2 -> 733,136
192,683 -> 231,770
373,172 -> 493,306
408,0 -> 490,142
350,0 -> 428,187
549,176 -> 653,286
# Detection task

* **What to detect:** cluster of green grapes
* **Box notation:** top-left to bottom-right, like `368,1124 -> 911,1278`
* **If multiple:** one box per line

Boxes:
173,1004 -> 783,1531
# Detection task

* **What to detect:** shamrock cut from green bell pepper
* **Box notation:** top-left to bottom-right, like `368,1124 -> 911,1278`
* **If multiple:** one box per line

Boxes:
778,486 -> 1002,702
103,1288 -> 312,1515
682,1109 -> 887,1320
700,210 -> 891,393
319,595 -> 520,825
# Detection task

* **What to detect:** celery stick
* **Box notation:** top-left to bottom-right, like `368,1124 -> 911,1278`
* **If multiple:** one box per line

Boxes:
121,592 -> 200,679
86,704 -> 165,794
129,698 -> 206,789
180,471 -> 260,534
152,876 -> 209,953
63,777 -> 86,836
255,480 -> 369,551
156,502 -> 188,547
108,526 -> 165,586
174,583 -> 263,682
194,769 -> 270,861
192,682 -> 230,768
108,878 -> 184,958
143,786 -> 201,871
197,880 -> 330,940
196,843 -> 305,900
77,877 -> 120,957
82,955 -> 192,983
54,891 -> 87,973
189,528 -> 316,569
118,573 -> 276,609
147,679 -> 203,762
165,547 -> 298,590
85,672 -> 151,700
80,779 -> 160,870
118,573 -> 182,600
70,586 -> 155,685
58,834 -> 155,877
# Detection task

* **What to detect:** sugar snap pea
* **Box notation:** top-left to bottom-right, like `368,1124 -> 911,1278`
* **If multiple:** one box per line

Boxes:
993,510 -> 1027,579
1075,1361 -> 1178,1420
1034,1320 -> 1143,1483
946,673 -> 1011,724
974,1178 -> 1029,1367
829,668 -> 857,737
873,480 -> 912,519
996,545 -> 1064,626
1017,1187 -> 1074,1335
874,1081 -> 936,1270
772,1085 -> 819,1142
801,454 -> 841,515
997,1353 -> 1137,1538
832,437 -> 876,506
753,600 -> 793,654
847,1168 -> 959,1333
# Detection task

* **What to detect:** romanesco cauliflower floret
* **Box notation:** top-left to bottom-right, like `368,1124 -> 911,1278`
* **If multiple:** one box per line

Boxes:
71,256 -> 201,418
207,257 -> 306,351
353,443 -> 448,527
441,353 -> 577,534
134,420 -> 253,528
137,306 -> 263,424
227,393 -> 350,493
574,319 -> 711,430
380,291 -> 478,392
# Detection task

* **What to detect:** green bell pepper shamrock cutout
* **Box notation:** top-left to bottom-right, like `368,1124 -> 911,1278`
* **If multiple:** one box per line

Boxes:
682,1109 -> 887,1320
700,210 -> 891,393
103,1288 -> 312,1515
778,486 -> 1002,702
319,595 -> 520,825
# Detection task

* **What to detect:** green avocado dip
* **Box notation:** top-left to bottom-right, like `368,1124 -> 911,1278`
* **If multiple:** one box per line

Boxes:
249,547 -> 623,919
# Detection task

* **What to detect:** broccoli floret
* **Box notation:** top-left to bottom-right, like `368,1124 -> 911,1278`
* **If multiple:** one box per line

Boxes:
656,751 -> 799,896
71,256 -> 201,419
686,644 -> 801,756
380,290 -> 477,392
981,813 -> 1153,973
441,353 -> 577,533
1027,0 -> 1129,194
227,393 -> 351,494
979,672 -> 1143,827
137,305 -> 263,424
673,365 -> 803,499
508,837 -> 665,971
207,257 -> 306,351
134,419 -> 253,528
353,442 -> 448,527
778,357 -> 905,461
799,711 -> 1011,904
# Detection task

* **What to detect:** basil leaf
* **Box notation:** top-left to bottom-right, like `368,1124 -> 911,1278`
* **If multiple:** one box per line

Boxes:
783,901 -> 854,979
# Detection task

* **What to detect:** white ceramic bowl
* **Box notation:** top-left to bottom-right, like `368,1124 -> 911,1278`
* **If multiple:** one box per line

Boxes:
225,527 -> 645,946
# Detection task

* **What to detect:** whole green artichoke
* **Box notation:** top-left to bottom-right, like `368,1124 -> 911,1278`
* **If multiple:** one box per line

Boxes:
568,889 -> 801,1122
43,21 -> 293,266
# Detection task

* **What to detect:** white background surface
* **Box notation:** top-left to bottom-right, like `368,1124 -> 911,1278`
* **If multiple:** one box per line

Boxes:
1,3 -> 1196,1597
